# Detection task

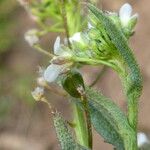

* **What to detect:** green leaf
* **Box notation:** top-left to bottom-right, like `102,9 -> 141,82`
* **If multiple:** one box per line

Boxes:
86,87 -> 136,150
53,112 -> 90,150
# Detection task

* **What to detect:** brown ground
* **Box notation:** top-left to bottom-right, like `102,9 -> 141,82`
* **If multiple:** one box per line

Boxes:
0,0 -> 150,149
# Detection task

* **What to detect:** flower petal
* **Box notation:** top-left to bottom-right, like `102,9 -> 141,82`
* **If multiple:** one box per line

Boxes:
69,32 -> 81,43
137,132 -> 149,147
119,3 -> 132,26
54,36 -> 61,55
88,22 -> 93,29
44,64 -> 63,82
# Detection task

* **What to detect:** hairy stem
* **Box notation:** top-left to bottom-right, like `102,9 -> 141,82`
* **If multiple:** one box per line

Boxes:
60,0 -> 71,49
73,104 -> 89,148
33,44 -> 54,58
81,94 -> 93,149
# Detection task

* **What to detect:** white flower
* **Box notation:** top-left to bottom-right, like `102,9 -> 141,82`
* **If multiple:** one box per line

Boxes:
69,32 -> 81,43
54,36 -> 71,57
31,87 -> 44,101
44,64 -> 66,82
119,3 -> 138,27
137,132 -> 149,147
24,29 -> 39,46
44,37 -> 71,83
88,22 -> 94,29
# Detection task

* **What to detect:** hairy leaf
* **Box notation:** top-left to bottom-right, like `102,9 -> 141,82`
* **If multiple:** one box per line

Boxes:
88,3 -> 142,96
88,3 -> 142,130
86,87 -> 136,150
53,112 -> 89,150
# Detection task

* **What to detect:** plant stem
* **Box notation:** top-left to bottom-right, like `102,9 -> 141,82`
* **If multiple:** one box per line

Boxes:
33,44 -> 54,58
60,0 -> 72,49
127,97 -> 139,131
73,104 -> 89,147
60,0 -> 92,148
72,56 -> 118,71
120,74 -> 140,149
126,92 -> 139,150
81,94 -> 93,149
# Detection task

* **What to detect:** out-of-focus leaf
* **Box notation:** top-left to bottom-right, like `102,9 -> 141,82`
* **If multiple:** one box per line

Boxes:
0,0 -> 18,53
0,96 -> 11,120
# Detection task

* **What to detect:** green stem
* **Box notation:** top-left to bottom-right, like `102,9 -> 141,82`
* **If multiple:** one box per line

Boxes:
127,100 -> 138,150
81,94 -> 93,149
60,0 -> 72,49
127,96 -> 139,132
33,44 -> 54,58
72,56 -> 118,71
73,104 -> 89,148
120,73 -> 140,150
73,93 -> 93,149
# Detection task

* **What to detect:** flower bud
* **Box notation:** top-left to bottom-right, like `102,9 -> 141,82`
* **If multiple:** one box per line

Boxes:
128,14 -> 138,31
24,29 -> 39,46
61,70 -> 85,98
31,87 -> 44,101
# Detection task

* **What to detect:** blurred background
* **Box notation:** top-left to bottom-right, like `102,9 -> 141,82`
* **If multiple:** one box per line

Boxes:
0,0 -> 150,149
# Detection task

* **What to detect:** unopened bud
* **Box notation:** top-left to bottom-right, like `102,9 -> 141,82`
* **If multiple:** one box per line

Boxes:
24,29 -> 39,46
62,70 -> 85,98
37,77 -> 47,87
128,14 -> 138,30
31,87 -> 44,101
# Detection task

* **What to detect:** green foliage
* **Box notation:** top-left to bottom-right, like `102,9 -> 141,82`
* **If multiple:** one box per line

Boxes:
86,87 -> 136,150
30,0 -> 84,35
87,4 -> 142,130
22,1 -> 143,150
87,3 -> 142,99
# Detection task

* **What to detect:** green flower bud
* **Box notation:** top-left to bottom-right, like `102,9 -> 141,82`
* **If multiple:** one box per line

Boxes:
128,14 -> 138,31
61,70 -> 85,98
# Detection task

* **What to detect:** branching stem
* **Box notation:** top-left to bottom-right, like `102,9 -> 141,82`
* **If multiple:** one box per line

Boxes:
81,94 -> 93,149
33,44 -> 54,58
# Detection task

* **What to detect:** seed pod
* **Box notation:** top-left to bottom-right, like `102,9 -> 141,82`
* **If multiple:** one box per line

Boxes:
62,70 -> 85,98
